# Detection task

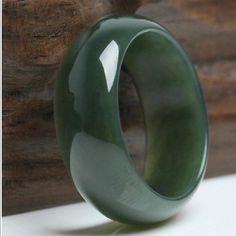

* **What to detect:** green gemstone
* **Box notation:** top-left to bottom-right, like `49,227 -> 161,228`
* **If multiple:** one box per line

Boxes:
54,14 -> 208,224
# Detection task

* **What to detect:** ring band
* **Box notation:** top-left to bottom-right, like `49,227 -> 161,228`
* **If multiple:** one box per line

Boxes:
54,14 -> 208,224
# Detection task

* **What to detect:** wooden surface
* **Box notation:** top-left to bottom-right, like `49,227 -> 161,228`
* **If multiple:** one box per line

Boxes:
3,0 -> 236,215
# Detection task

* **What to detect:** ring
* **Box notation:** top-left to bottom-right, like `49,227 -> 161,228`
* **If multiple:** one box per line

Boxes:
54,14 -> 208,224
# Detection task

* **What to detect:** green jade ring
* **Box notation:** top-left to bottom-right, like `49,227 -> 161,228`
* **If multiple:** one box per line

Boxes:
54,14 -> 208,224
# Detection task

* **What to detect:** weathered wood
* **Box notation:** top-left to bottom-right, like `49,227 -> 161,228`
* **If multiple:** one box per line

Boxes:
3,0 -> 236,215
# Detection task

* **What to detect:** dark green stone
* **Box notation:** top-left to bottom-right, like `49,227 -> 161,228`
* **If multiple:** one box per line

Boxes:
54,14 -> 208,224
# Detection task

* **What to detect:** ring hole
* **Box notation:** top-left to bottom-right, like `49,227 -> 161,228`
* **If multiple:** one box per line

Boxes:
119,68 -> 146,176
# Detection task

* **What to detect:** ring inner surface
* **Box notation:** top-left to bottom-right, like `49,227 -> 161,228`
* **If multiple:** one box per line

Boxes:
123,30 -> 206,199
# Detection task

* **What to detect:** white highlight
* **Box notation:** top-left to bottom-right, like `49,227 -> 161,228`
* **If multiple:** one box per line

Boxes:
99,40 -> 119,92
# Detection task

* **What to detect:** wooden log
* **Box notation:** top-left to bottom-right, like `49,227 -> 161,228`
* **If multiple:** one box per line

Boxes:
3,0 -> 236,215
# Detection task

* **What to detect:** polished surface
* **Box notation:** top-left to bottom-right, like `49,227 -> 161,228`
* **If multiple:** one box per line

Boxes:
54,14 -> 208,224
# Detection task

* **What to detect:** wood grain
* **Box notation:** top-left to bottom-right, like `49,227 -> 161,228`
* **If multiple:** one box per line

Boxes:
3,0 -> 236,215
